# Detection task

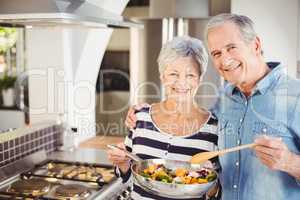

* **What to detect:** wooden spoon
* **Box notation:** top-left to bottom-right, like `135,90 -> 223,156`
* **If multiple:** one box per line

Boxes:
190,143 -> 257,164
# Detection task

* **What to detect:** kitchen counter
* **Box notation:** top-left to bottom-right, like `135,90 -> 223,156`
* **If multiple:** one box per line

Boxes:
49,148 -> 112,165
47,136 -> 125,167
0,149 -> 130,200
0,120 -> 57,143
79,136 -> 124,150
48,148 -> 111,164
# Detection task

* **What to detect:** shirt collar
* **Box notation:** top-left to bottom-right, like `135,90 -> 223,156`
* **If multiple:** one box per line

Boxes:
224,62 -> 285,96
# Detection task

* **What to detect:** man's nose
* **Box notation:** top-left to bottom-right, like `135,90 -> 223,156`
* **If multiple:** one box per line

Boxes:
220,52 -> 233,67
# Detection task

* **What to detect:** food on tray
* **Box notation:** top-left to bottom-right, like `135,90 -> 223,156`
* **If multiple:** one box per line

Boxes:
140,164 -> 216,184
46,162 -> 115,182
95,168 -> 115,182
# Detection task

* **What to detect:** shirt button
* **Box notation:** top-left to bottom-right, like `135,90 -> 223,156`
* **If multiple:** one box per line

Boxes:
236,162 -> 239,166
262,128 -> 267,133
245,101 -> 248,105
239,118 -> 243,123
237,140 -> 241,145
233,185 -> 237,189
165,152 -> 168,155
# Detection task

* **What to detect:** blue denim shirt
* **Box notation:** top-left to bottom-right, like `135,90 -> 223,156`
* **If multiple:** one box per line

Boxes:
212,62 -> 300,200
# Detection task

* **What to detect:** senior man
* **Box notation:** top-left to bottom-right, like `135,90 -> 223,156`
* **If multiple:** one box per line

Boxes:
125,14 -> 300,200
204,13 -> 300,200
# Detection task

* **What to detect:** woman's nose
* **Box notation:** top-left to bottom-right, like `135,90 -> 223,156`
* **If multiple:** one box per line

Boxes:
176,74 -> 187,84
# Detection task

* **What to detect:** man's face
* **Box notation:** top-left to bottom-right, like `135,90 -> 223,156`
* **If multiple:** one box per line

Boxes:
207,22 -> 262,88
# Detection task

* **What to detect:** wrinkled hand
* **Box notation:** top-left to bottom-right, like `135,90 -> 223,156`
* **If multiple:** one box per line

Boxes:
254,135 -> 293,172
206,183 -> 219,199
107,143 -> 130,174
125,103 -> 150,129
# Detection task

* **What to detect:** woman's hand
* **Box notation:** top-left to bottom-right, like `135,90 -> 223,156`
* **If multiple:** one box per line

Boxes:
206,183 -> 219,199
107,143 -> 131,174
125,103 -> 150,129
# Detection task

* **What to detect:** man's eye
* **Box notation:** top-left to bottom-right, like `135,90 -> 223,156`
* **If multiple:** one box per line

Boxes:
228,46 -> 236,51
169,73 -> 178,76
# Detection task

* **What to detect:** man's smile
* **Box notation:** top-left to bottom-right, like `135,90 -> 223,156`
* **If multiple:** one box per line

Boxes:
222,59 -> 242,72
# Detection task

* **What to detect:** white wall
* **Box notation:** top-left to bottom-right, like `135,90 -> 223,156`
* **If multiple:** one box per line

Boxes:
0,110 -> 25,129
26,28 -> 66,123
231,0 -> 299,78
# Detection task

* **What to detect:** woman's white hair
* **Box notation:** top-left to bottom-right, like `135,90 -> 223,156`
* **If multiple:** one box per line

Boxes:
205,13 -> 257,44
157,36 -> 208,78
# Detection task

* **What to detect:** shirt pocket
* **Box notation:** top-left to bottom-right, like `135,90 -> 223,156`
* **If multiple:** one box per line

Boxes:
252,120 -> 291,138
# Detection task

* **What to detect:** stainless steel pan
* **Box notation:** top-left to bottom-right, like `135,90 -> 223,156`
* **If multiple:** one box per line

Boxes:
107,145 -> 218,199
131,159 -> 218,199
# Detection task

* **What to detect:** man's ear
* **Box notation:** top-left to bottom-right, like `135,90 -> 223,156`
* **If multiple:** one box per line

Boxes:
253,36 -> 263,55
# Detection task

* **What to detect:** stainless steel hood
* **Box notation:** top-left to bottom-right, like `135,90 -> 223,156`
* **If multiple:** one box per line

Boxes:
0,0 -> 143,28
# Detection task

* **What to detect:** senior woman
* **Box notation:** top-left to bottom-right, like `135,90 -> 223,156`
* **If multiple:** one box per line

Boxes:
107,36 -> 220,200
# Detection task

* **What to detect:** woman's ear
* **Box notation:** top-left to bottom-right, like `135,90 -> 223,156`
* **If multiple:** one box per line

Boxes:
160,73 -> 165,83
196,76 -> 202,88
198,75 -> 203,83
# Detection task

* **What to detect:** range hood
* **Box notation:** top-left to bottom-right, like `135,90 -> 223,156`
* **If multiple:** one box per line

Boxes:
0,0 -> 143,28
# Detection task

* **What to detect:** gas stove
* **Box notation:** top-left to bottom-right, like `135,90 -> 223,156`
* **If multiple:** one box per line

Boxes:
0,150 -> 132,200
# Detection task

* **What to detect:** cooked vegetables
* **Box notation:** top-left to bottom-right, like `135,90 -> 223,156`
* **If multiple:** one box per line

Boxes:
141,164 -> 217,184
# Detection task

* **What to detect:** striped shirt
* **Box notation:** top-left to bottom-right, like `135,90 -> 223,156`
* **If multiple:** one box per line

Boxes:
116,107 -> 220,200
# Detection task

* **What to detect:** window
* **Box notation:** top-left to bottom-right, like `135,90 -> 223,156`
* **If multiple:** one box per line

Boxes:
96,51 -> 130,92
0,27 -> 27,113
0,27 -> 25,75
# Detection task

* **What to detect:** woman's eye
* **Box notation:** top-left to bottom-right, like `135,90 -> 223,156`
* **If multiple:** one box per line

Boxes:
187,74 -> 195,77
169,73 -> 178,76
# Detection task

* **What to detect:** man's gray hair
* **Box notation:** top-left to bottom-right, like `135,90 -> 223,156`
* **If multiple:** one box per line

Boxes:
157,36 -> 208,78
205,13 -> 257,44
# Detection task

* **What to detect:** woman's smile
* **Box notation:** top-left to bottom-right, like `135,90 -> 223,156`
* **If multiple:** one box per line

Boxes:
173,87 -> 190,94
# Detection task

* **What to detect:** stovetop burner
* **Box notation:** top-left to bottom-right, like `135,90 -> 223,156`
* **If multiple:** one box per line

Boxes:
0,150 -> 129,200
7,179 -> 51,196
30,160 -> 116,186
55,184 -> 91,199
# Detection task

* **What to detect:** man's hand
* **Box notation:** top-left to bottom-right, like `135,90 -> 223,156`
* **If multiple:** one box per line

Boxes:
125,103 -> 150,129
254,136 -> 292,171
254,136 -> 299,175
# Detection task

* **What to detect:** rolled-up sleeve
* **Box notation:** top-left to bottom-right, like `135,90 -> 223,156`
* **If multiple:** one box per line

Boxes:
290,95 -> 300,186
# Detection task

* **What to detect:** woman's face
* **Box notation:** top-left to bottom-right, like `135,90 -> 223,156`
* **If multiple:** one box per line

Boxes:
161,56 -> 201,102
